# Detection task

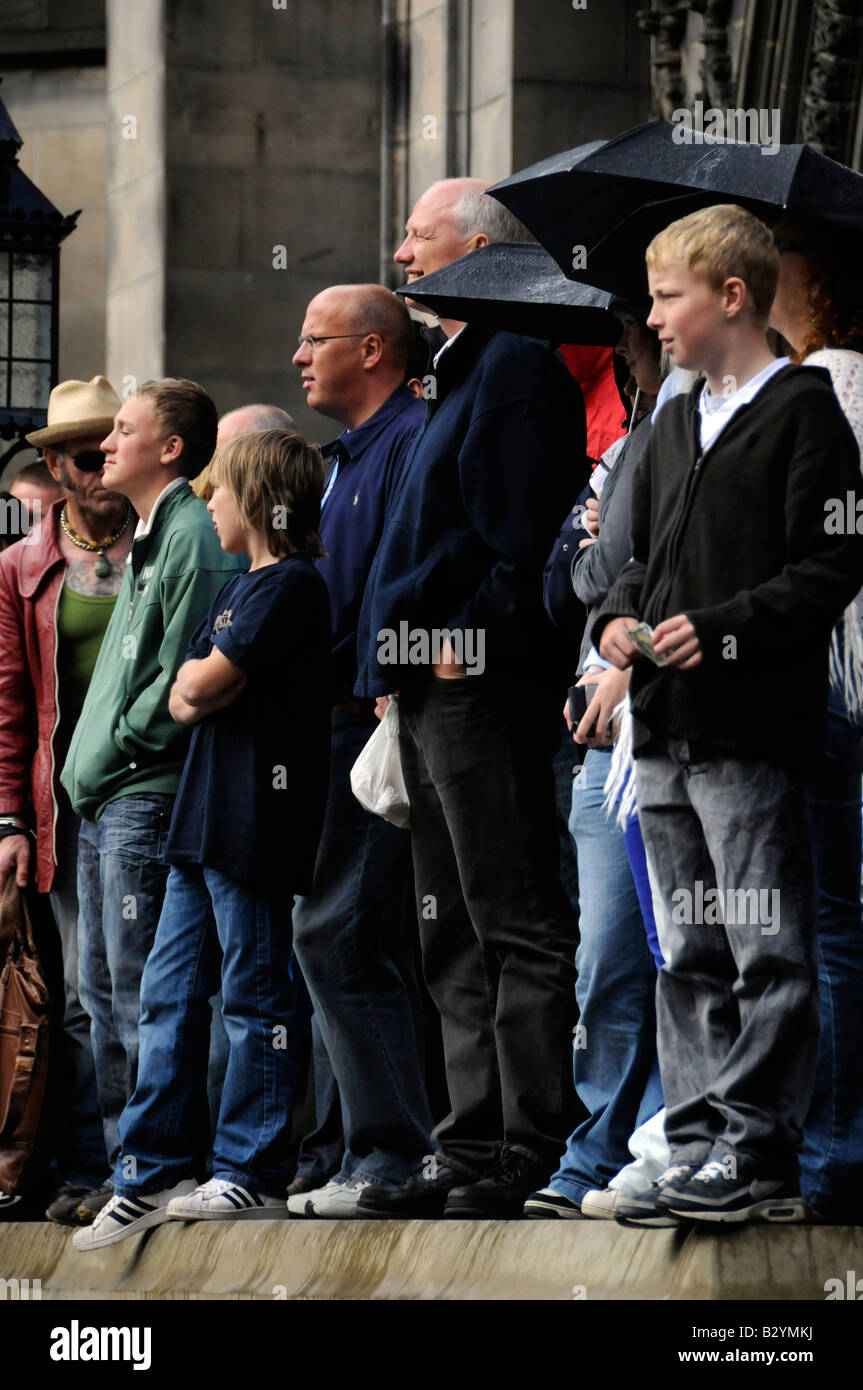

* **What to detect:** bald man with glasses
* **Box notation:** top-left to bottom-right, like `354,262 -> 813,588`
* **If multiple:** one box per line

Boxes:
286,285 -> 434,1218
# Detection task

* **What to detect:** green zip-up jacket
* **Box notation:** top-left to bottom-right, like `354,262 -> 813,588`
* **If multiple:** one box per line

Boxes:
61,480 -> 247,822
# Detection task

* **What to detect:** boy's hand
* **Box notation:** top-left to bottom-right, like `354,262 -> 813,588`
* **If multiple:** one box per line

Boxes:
564,663 -> 604,731
652,614 -> 702,669
598,617 -> 642,668
574,665 -> 631,747
584,496 -> 600,536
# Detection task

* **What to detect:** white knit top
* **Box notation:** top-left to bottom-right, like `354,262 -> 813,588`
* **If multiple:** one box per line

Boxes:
806,349 -> 863,714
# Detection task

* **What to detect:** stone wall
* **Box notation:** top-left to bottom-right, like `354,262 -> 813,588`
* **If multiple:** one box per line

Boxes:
511,0 -> 652,168
381,0 -> 651,287
103,0 -> 384,439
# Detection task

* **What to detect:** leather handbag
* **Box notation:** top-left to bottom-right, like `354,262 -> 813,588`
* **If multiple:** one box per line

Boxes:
0,878 -> 52,1194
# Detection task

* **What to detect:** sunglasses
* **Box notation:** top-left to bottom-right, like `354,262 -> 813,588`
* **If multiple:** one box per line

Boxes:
62,449 -> 106,474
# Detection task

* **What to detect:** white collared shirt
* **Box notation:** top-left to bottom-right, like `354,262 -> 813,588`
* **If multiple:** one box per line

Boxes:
697,357 -> 790,451
433,325 -> 467,368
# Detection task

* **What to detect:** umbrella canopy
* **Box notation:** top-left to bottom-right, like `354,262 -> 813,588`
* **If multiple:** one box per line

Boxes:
489,120 -> 863,286
556,193 -> 730,301
395,241 -> 620,345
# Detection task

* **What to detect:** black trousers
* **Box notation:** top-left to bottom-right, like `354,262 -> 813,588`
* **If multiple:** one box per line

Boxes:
398,671 -> 580,1174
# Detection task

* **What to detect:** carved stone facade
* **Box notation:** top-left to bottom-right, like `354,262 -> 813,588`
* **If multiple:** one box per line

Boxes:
636,1 -> 690,120
800,0 -> 863,163
637,0 -> 863,168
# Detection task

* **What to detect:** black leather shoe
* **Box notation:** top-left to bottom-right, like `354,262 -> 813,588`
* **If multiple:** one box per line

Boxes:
444,1152 -> 550,1218
45,1184 -> 97,1227
356,1157 -> 472,1218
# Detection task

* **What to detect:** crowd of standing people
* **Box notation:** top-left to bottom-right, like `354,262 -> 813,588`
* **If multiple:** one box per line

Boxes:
1,166 -> 862,1251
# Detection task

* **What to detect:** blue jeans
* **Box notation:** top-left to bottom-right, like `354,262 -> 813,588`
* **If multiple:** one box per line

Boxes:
77,793 -> 175,1166
47,799 -> 108,1188
549,748 -> 662,1203
292,712 -> 432,1184
114,864 -> 302,1197
803,696 -> 863,1218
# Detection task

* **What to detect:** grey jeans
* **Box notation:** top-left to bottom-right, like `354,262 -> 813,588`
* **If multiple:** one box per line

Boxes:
635,736 -> 818,1172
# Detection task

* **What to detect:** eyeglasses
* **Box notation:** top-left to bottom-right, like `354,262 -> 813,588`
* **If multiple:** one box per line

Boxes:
61,449 -> 106,473
296,332 -> 382,350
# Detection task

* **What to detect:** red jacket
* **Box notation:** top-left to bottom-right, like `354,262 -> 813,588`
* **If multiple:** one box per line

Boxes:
559,343 -> 626,462
0,499 -> 69,892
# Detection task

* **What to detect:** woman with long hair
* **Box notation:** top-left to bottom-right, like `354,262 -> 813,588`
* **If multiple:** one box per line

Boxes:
770,217 -> 863,1223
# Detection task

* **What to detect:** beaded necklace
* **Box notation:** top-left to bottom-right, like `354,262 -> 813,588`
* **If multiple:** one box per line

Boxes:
60,502 -> 132,578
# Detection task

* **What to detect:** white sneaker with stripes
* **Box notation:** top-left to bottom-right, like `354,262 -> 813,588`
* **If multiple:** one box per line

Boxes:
72,1179 -> 198,1250
287,1176 -> 347,1217
288,1175 -> 378,1218
166,1178 -> 288,1221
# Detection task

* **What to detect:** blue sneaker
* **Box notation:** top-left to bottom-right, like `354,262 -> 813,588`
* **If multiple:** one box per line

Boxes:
661,1158 -> 806,1223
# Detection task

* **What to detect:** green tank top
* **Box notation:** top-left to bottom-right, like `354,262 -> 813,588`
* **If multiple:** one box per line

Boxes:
57,585 -> 118,735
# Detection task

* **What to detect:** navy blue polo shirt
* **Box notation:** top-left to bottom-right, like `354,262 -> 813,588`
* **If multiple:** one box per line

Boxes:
165,556 -> 332,892
317,384 -> 425,694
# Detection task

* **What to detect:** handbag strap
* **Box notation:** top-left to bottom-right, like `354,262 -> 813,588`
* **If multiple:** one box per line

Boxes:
0,879 -> 37,958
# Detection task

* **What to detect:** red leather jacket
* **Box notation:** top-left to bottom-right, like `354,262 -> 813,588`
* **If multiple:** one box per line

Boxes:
0,499 -> 68,892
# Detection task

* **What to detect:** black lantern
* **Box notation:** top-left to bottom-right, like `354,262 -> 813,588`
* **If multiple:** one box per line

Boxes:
0,81 -> 78,471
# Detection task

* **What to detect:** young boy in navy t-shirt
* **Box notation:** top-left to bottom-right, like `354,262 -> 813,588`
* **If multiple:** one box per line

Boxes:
74,429 -> 332,1247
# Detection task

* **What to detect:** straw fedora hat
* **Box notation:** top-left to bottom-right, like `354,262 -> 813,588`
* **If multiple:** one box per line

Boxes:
25,375 -> 121,449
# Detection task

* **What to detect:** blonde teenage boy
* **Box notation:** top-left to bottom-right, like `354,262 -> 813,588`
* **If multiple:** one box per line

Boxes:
595,205 -> 863,1224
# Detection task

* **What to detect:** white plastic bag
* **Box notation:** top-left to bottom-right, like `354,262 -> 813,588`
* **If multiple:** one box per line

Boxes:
349,697 -> 410,828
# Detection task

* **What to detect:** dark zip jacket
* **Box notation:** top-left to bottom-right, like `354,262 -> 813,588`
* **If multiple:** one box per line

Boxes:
354,325 -> 588,696
592,364 -> 863,772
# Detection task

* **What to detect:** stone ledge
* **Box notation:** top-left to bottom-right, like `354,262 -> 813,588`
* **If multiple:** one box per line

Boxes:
1,1220 -> 861,1300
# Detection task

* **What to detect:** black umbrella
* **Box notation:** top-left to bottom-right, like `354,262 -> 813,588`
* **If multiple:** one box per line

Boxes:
395,241 -> 620,345
489,120 -> 863,285
552,193 -> 733,301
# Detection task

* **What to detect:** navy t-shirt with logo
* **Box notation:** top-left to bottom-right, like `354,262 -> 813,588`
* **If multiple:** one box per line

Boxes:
165,554 -> 332,892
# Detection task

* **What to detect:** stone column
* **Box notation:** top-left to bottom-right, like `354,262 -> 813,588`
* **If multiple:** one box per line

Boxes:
381,0 -> 651,277
106,0 -> 165,395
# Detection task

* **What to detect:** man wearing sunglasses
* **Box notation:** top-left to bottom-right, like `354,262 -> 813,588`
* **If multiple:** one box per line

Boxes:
0,376 -> 132,1222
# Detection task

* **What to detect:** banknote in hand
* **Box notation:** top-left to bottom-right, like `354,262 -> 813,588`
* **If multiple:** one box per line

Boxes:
625,621 -> 671,668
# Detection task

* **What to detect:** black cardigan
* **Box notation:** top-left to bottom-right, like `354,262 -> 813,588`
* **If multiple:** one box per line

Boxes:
592,365 -> 863,772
